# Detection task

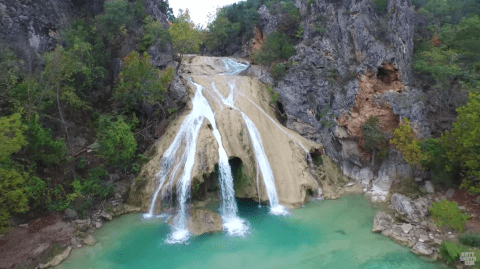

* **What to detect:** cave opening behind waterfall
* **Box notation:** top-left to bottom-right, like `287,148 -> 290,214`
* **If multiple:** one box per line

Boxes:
191,164 -> 220,202
229,157 -> 260,203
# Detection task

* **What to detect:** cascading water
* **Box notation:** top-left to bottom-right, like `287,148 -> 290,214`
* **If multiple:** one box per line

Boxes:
145,74 -> 248,243
210,59 -> 288,215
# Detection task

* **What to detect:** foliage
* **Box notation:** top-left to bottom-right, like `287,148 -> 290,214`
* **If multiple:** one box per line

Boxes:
390,118 -> 423,167
169,9 -> 202,55
414,44 -> 461,85
138,16 -> 172,52
296,26 -> 304,38
271,63 -> 286,79
419,137 -> 456,188
25,176 -> 46,207
0,113 -> 27,162
254,31 -> 295,66
220,0 -> 264,40
459,233 -> 480,247
72,167 -> 114,199
96,0 -> 133,39
307,0 -> 315,12
158,0 -> 175,22
27,115 -> 67,165
0,168 -> 29,229
115,51 -> 174,109
439,92 -> 480,194
373,0 -> 389,13
429,199 -> 470,232
204,15 -> 240,52
0,45 -> 22,92
362,117 -> 386,153
440,241 -> 467,264
96,115 -> 138,165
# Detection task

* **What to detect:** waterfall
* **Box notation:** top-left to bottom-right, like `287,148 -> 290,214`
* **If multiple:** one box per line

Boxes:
210,59 -> 288,215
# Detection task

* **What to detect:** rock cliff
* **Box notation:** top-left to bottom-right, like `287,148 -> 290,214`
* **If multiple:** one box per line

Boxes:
260,0 -> 429,201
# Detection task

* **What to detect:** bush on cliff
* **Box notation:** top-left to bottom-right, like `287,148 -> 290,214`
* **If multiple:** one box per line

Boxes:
429,199 -> 470,232
253,31 -> 295,66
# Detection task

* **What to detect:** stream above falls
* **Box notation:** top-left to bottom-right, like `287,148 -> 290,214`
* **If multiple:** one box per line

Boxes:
56,195 -> 448,269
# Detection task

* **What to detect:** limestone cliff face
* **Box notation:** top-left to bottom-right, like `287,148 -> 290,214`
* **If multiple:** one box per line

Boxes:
129,56 -> 324,211
260,0 -> 428,201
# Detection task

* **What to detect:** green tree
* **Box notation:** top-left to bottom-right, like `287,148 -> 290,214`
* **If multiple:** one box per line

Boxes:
0,114 -> 27,162
26,114 -> 67,165
169,9 -> 202,70
253,31 -> 295,66
138,15 -> 172,52
96,115 -> 138,165
115,51 -> 174,109
429,199 -> 470,232
0,113 -> 28,230
96,0 -> 133,40
204,15 -> 240,52
390,118 -> 423,167
442,92 -> 480,193
362,117 -> 387,165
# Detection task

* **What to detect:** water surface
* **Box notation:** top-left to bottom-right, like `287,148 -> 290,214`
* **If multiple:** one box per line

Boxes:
57,195 -> 448,269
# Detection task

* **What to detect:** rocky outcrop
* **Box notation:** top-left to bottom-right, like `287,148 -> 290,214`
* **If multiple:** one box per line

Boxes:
39,246 -> 72,268
270,0 -> 427,194
187,208 -> 223,235
129,56 -> 323,211
391,193 -> 430,223
372,211 -> 394,232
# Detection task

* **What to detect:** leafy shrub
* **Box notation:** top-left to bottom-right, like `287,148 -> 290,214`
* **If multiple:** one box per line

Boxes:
0,45 -> 22,92
25,176 -> 46,207
429,199 -> 470,232
440,241 -> 466,264
373,0 -> 389,13
271,63 -> 286,79
0,168 -> 28,229
72,167 -> 114,199
459,233 -> 480,247
96,0 -> 133,39
390,118 -> 423,167
27,115 -> 67,165
115,51 -> 174,109
96,115 -> 138,165
204,15 -> 240,52
0,113 -> 27,162
254,31 -> 295,66
307,0 -> 315,12
138,15 -> 172,52
443,92 -> 480,192
169,10 -> 202,55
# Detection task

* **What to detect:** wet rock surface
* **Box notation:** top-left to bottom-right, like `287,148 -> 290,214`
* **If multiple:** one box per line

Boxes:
187,208 -> 223,236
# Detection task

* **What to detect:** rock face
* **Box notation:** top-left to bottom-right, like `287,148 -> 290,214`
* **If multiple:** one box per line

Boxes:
62,208 -> 78,222
372,211 -> 394,233
391,193 -> 431,223
39,246 -> 72,268
129,56 -> 323,211
267,0 -> 427,193
187,208 -> 223,235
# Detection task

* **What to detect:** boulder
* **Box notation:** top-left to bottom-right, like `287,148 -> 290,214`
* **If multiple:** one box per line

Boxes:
72,219 -> 91,232
411,242 -> 434,257
100,212 -> 113,221
401,223 -> 413,234
424,181 -> 435,193
187,208 -> 223,236
445,188 -> 455,199
372,211 -> 394,233
83,235 -> 96,246
39,246 -> 72,268
62,208 -> 78,222
111,204 -> 142,217
391,193 -> 430,223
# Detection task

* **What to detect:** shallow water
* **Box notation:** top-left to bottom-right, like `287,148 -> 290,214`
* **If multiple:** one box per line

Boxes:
57,195 -> 448,269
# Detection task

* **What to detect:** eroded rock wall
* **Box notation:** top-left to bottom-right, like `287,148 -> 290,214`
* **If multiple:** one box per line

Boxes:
267,0 -> 428,200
